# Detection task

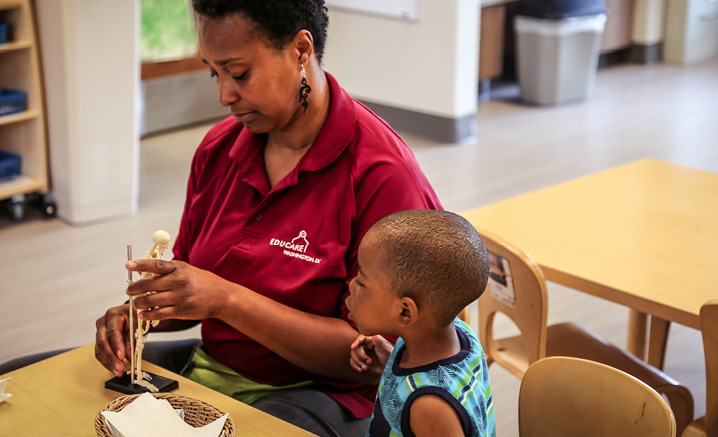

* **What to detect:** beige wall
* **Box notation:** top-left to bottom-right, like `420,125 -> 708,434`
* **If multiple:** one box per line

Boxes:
34,0 -> 139,224
632,0 -> 666,45
323,0 -> 480,119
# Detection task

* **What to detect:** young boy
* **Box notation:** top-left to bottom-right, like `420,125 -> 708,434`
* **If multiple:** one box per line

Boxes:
346,209 -> 496,437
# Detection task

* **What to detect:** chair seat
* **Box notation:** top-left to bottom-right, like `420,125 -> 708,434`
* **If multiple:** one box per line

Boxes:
494,322 -> 683,388
493,335 -> 532,377
546,322 -> 683,391
547,322 -> 694,435
681,417 -> 706,437
495,321 -> 694,434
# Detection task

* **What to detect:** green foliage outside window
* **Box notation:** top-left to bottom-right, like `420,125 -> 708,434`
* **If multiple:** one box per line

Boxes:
141,0 -> 198,62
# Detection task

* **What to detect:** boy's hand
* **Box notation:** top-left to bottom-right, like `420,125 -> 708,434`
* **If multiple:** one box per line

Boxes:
350,334 -> 393,375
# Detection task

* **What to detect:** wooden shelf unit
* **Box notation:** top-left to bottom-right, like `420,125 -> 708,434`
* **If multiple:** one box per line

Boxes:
0,39 -> 32,52
0,0 -> 50,210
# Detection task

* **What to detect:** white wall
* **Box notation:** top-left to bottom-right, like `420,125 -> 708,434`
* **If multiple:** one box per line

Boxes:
323,0 -> 480,120
34,0 -> 139,224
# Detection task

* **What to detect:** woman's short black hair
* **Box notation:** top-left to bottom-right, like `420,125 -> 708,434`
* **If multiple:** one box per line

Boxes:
192,0 -> 329,63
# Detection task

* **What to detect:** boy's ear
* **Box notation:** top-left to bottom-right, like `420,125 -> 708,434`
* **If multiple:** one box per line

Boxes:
397,296 -> 418,327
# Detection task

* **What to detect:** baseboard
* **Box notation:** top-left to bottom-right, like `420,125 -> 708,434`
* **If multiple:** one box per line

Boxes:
628,43 -> 663,64
360,101 -> 477,144
140,72 -> 477,144
140,71 -> 227,137
598,48 -> 631,68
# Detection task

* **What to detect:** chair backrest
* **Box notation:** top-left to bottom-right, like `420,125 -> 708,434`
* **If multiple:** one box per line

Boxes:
701,300 -> 718,435
475,227 -> 547,376
519,356 -> 676,437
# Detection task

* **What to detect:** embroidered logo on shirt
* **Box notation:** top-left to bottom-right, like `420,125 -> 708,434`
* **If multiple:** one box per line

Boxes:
269,230 -> 322,264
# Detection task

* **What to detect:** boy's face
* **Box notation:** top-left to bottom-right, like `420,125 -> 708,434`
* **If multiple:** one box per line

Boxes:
346,232 -> 400,336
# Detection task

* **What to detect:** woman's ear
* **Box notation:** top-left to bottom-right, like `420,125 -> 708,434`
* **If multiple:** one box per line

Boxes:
294,29 -> 314,65
398,296 -> 418,327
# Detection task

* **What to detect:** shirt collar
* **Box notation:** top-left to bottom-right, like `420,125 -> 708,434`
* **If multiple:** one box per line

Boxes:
227,72 -> 356,178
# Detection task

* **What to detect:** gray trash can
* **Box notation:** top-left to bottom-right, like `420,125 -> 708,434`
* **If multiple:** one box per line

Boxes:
515,0 -> 607,105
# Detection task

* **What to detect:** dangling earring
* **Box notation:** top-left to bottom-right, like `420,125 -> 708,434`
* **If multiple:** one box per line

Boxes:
298,64 -> 312,113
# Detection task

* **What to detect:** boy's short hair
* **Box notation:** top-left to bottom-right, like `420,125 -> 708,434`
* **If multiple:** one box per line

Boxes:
368,210 -> 490,326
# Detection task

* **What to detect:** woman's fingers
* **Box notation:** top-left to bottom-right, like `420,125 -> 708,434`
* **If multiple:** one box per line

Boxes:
138,305 -> 178,321
126,273 -> 170,297
106,313 -> 127,360
132,289 -> 174,310
95,305 -> 129,377
126,258 -> 177,276
125,261 -> 229,321
95,322 -> 116,375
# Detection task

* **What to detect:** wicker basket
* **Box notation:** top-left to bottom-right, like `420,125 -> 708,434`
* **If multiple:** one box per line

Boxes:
95,393 -> 235,437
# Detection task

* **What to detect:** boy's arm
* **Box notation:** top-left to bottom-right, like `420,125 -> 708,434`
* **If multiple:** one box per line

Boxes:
409,395 -> 465,437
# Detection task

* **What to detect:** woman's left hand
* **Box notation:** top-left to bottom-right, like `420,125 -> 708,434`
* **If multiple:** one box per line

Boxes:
126,259 -> 229,321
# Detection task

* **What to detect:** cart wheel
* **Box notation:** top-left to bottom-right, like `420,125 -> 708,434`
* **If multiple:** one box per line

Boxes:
42,199 -> 57,218
9,198 -> 25,222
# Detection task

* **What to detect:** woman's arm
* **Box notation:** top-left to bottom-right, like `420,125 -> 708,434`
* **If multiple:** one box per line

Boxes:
127,258 -> 382,385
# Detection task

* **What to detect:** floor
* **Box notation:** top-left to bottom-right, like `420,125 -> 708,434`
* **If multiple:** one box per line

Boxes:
1,58 -> 716,435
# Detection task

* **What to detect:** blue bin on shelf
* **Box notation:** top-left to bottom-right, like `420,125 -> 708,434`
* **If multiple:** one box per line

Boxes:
0,22 -> 8,44
0,150 -> 21,181
0,89 -> 27,116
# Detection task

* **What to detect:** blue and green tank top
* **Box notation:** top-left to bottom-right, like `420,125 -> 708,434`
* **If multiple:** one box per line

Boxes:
367,318 -> 496,437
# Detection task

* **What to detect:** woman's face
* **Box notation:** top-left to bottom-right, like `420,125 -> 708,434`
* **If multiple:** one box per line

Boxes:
198,14 -> 303,134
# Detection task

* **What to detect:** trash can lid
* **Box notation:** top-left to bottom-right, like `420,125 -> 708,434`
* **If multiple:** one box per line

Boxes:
516,0 -> 607,19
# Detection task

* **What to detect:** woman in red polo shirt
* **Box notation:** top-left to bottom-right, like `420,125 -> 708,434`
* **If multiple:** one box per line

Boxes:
94,1 -> 441,435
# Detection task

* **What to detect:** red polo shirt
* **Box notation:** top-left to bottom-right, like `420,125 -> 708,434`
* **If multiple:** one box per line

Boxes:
173,72 -> 442,418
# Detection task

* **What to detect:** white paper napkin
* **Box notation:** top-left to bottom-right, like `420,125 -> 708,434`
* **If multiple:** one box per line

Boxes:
101,393 -> 228,437
0,377 -> 11,403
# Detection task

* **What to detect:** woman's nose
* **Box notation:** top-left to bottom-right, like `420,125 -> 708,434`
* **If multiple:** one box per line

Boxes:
217,77 -> 239,107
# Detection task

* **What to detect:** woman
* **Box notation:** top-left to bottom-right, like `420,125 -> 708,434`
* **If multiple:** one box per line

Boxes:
94,1 -> 441,435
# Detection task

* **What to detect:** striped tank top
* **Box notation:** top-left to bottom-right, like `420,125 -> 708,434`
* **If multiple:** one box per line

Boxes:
367,318 -> 496,437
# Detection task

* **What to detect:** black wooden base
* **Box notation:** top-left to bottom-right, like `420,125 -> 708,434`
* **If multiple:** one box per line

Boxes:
105,372 -> 178,395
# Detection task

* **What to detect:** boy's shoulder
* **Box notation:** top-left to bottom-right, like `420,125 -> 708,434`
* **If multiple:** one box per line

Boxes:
375,319 -> 496,437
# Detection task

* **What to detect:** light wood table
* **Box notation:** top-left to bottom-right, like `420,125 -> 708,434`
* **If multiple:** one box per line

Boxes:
462,159 -> 718,368
0,345 -> 315,436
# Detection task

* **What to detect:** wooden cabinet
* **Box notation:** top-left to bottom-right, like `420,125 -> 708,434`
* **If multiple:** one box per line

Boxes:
479,4 -> 507,82
600,0 -> 634,52
0,0 -> 54,220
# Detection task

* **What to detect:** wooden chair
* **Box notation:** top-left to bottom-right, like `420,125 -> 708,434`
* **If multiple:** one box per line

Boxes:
682,300 -> 718,437
467,228 -> 694,435
519,356 -> 676,437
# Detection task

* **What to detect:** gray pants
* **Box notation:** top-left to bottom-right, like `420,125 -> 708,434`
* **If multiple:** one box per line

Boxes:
0,340 -> 370,437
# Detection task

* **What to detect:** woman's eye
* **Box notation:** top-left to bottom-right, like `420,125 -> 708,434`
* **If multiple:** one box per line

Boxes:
232,72 -> 248,81
209,71 -> 218,78
355,279 -> 364,288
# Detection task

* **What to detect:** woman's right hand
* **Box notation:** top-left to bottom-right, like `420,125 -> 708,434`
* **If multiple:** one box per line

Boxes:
95,304 -> 131,377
